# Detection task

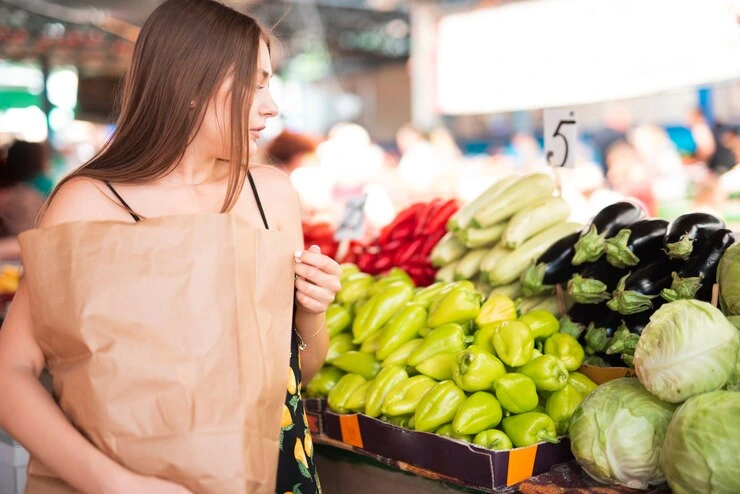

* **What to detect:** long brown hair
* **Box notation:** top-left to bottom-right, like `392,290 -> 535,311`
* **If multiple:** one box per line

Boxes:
48,0 -> 269,213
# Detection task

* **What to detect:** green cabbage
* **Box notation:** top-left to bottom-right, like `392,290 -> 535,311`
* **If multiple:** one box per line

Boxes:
570,378 -> 676,490
661,390 -> 740,494
718,242 -> 740,315
634,300 -> 739,403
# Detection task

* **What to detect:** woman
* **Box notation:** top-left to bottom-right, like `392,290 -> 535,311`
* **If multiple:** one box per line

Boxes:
0,1 -> 338,493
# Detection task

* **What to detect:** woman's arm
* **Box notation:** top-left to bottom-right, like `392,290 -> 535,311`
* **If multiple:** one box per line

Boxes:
295,300 -> 330,382
0,284 -> 139,494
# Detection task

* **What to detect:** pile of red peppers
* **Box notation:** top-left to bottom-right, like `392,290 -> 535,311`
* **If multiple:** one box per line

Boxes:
343,199 -> 459,286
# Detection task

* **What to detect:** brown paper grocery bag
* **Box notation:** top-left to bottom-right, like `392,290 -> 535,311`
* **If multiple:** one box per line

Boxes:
18,214 -> 295,493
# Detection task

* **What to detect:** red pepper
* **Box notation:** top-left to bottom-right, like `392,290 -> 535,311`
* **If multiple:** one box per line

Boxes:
357,251 -> 377,274
373,253 -> 394,273
422,199 -> 459,236
420,228 -> 447,258
379,203 -> 425,246
389,224 -> 415,243
414,199 -> 442,236
395,237 -> 425,266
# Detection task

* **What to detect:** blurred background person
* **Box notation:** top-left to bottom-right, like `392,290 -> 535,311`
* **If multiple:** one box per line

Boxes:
0,140 -> 48,260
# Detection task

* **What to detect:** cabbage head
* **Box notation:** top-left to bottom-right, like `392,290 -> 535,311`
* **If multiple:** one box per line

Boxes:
634,300 -> 739,403
661,390 -> 740,494
569,378 -> 676,490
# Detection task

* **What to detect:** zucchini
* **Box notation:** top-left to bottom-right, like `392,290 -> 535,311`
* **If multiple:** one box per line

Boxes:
435,261 -> 458,283
472,174 -> 556,228
455,248 -> 489,281
458,222 -> 506,249
447,175 -> 519,231
489,222 -> 583,286
431,232 -> 467,267
502,196 -> 570,249
479,243 -> 510,278
489,281 -> 524,300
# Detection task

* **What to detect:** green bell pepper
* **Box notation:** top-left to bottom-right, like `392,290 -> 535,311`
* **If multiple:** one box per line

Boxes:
337,272 -> 374,305
502,412 -> 559,447
369,269 -> 414,297
452,391 -> 503,435
383,414 -> 413,428
517,355 -> 569,392
326,333 -> 356,363
352,282 -> 415,343
375,304 -> 428,360
305,365 -> 344,398
326,304 -> 353,337
472,322 -> 502,356
492,321 -> 535,367
364,366 -> 409,418
435,424 -> 472,442
345,379 -> 372,413
415,352 -> 457,381
407,323 -> 472,367
567,371 -> 597,396
340,263 -> 360,279
544,333 -> 585,371
411,282 -> 448,309
545,383 -> 584,435
414,381 -> 466,432
519,309 -> 560,340
493,373 -> 538,414
418,326 -> 432,338
331,351 -> 381,380
427,286 -> 483,328
472,429 -> 513,451
475,294 -> 518,327
381,375 -> 437,416
381,338 -> 423,368
328,373 -> 367,414
359,331 -> 380,354
452,345 -> 506,392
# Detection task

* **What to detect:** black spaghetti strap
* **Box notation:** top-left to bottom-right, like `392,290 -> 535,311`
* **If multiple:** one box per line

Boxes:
104,181 -> 141,222
247,172 -> 269,230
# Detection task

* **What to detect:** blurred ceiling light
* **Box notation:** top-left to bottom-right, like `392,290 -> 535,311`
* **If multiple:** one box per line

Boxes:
47,68 -> 78,110
0,106 -> 48,142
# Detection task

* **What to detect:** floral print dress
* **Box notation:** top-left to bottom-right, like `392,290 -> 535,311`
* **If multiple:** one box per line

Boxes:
275,332 -> 321,494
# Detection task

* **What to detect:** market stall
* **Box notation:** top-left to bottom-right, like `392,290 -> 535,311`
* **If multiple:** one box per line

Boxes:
303,171 -> 740,493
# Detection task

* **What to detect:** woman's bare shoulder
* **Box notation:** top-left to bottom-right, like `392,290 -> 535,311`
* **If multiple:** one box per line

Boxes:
40,177 -> 134,228
247,164 -> 301,233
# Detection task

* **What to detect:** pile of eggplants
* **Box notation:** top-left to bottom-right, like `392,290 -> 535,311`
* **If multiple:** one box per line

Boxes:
529,204 -> 734,368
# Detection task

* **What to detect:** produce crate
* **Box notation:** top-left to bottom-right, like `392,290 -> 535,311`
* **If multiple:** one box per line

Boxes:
578,365 -> 636,385
322,410 -> 573,492
303,398 -> 326,437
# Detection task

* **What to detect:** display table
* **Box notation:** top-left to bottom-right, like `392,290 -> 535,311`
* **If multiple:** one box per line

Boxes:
313,438 -> 671,494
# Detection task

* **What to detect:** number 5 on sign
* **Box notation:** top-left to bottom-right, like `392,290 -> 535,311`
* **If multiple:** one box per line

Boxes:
544,109 -> 577,169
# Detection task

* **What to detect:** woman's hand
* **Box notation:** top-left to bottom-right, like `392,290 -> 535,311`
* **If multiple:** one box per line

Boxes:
294,245 -> 341,314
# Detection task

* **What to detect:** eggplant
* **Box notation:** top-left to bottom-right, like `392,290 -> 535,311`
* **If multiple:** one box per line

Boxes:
572,202 -> 645,265
522,231 -> 581,297
664,212 -> 725,260
567,258 -> 627,304
604,218 -> 669,269
662,228 -> 735,303
607,257 -> 682,315
622,310 -> 653,335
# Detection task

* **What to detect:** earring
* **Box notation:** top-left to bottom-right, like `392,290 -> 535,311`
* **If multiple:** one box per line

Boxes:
190,100 -> 195,108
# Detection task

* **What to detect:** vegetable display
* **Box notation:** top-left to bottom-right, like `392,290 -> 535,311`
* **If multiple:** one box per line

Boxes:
313,264 -> 594,453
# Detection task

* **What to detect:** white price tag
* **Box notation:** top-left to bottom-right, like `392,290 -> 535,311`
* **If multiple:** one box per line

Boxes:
334,194 -> 367,241
544,109 -> 577,169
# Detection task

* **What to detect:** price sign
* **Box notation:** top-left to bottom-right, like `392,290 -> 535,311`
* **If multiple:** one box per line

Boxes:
334,194 -> 367,241
544,109 -> 577,169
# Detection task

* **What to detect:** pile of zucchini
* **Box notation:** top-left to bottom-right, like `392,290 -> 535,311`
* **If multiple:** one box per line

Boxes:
430,173 -> 581,314
524,204 -> 734,367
